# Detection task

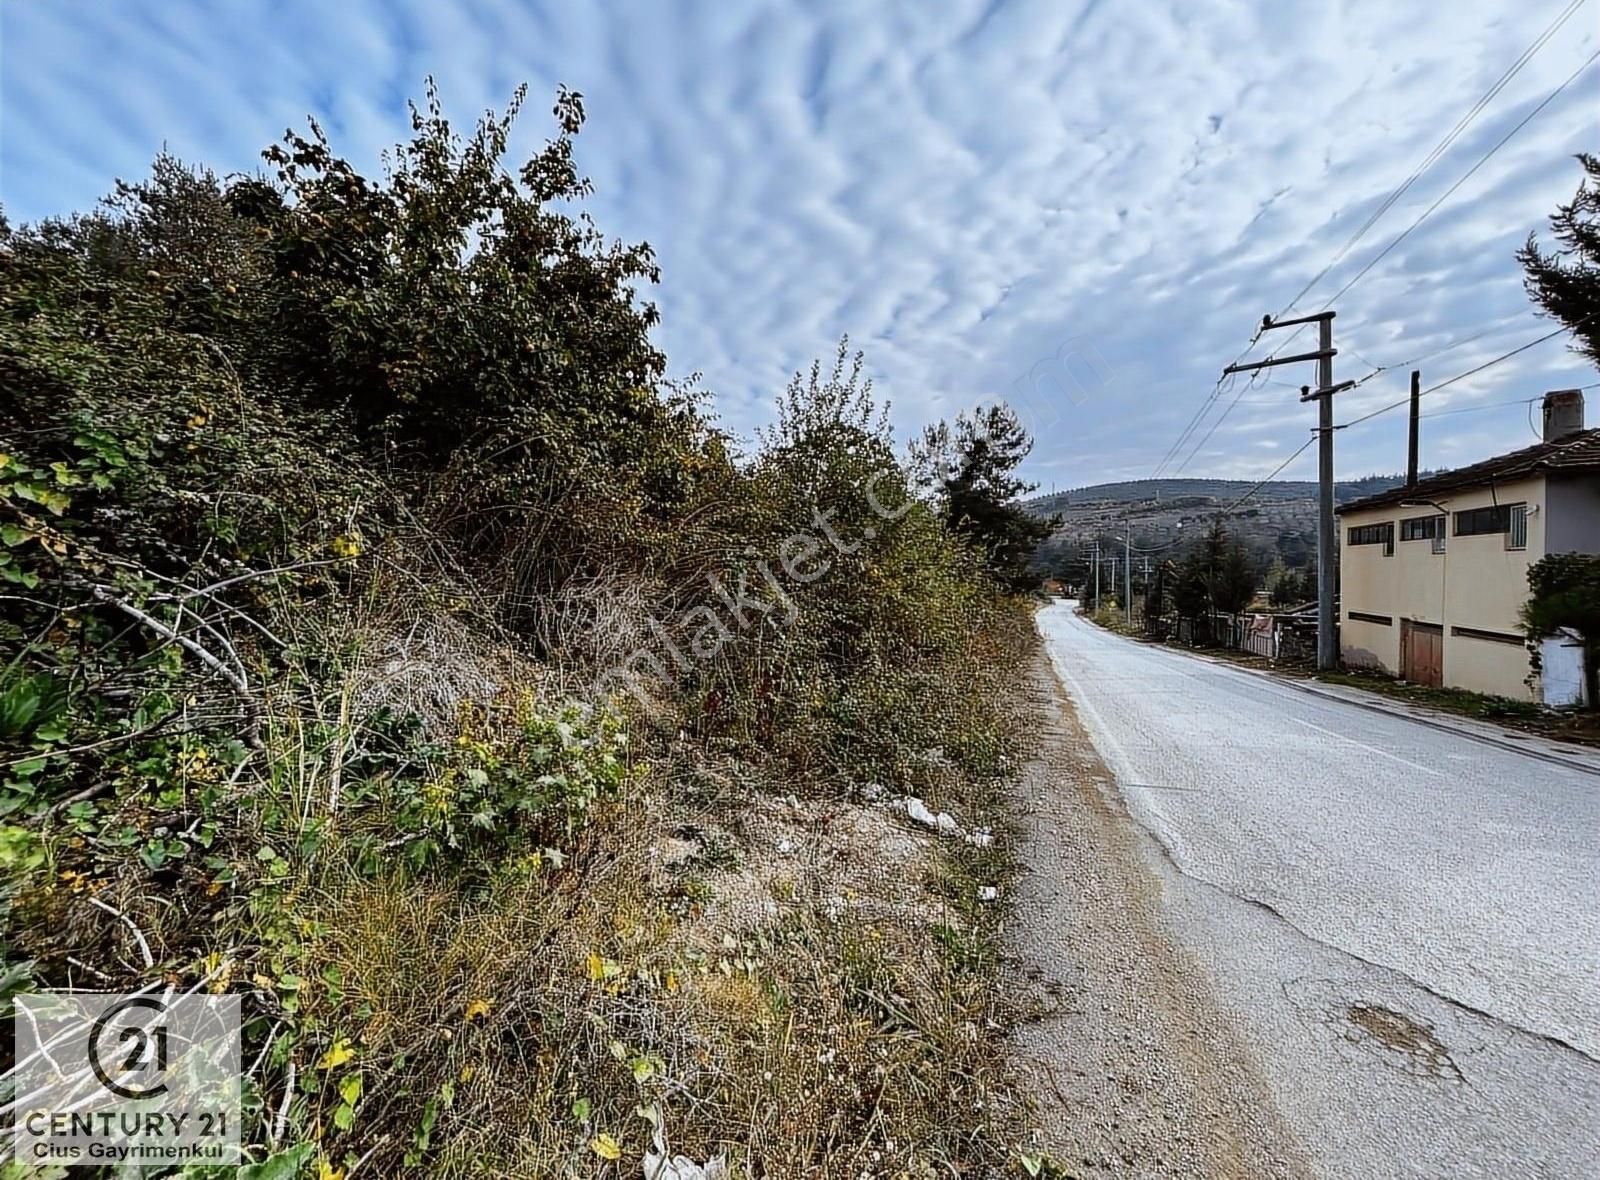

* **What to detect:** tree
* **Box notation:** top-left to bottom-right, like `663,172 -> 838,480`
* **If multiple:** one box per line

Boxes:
1170,553 -> 1211,621
1268,559 -> 1311,607
1518,153 -> 1600,367
1144,560 -> 1172,636
1172,519 -> 1258,624
913,403 -> 1055,591
1521,553 -> 1600,710
1208,535 -> 1259,615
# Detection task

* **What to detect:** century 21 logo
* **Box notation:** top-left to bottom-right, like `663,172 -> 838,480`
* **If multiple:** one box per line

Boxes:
88,995 -> 172,1100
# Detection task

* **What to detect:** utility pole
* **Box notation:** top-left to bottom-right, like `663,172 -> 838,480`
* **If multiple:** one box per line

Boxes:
1223,311 -> 1353,670
1092,542 -> 1100,605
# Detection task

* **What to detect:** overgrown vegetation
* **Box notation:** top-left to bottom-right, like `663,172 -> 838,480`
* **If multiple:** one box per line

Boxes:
1522,552 -> 1600,710
1313,671 -> 1543,722
1,84 -> 1040,1178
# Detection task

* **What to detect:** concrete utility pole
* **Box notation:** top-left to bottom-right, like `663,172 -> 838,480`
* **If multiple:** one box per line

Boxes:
1223,311 -> 1353,670
1092,542 -> 1100,605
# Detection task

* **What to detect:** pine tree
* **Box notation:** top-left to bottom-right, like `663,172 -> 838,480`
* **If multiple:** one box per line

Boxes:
914,404 -> 1056,591
1518,153 -> 1600,367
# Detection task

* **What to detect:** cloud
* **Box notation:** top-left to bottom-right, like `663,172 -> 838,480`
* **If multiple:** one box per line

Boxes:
2,0 -> 1595,487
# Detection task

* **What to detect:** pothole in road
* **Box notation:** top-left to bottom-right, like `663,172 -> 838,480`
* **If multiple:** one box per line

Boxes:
1343,1001 -> 1462,1082
1283,978 -> 1485,1084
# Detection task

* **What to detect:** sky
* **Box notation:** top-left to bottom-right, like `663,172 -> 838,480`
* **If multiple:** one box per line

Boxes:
3,0 -> 1597,491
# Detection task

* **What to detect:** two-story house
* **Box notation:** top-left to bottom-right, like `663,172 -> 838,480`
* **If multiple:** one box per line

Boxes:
1335,389 -> 1600,704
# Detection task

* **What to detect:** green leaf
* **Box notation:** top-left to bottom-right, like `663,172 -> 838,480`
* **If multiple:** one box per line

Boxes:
240,1143 -> 315,1180
338,1074 -> 362,1106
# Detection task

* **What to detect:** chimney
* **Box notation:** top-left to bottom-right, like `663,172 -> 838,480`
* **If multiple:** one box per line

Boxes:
1542,389 -> 1584,442
1406,369 -> 1420,487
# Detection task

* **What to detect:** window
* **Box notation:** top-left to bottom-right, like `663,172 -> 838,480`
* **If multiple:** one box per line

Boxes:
1506,504 -> 1527,551
1450,624 -> 1524,645
1400,515 -> 1445,542
1347,522 -> 1394,555
1453,503 -> 1523,537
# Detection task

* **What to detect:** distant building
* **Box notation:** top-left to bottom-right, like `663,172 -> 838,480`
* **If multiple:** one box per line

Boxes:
1335,390 -> 1600,704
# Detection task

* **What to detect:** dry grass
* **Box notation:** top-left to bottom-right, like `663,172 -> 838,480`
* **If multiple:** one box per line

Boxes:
280,754 -> 1026,1177
6,570 -> 1038,1180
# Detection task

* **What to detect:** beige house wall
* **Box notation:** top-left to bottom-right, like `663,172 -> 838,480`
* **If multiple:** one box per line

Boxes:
1338,475 -> 1544,699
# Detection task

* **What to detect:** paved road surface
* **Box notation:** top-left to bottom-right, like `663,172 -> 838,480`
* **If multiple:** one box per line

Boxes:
1037,601 -> 1600,1178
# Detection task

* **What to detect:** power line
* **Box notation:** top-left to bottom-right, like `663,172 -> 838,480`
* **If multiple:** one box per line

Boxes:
1172,370 -> 1265,474
1153,368 -> 1241,477
1221,315 -> 1588,514
1154,321 -> 1273,478
1419,394 -> 1539,419
1276,0 -> 1589,317
1334,319 -> 1585,431
1219,436 -> 1319,515
1317,47 -> 1600,313
1264,46 -> 1598,367
1154,5 -> 1593,482
1373,321 -> 1516,373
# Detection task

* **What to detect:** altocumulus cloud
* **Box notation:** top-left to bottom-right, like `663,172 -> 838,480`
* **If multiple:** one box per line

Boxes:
2,0 -> 1596,484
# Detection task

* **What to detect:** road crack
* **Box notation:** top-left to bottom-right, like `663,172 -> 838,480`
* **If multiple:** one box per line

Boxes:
1119,800 -> 1600,1068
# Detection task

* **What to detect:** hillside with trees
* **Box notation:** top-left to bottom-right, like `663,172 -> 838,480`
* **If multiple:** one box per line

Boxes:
0,86 -> 1044,1177
1027,474 -> 1408,591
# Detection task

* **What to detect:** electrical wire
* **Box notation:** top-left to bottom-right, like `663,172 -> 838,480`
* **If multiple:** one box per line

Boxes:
1349,321 -> 1520,380
1222,26 -> 1594,405
1261,48 -> 1598,371
1318,47 -> 1600,314
1276,0 -> 1590,317
1172,369 -> 1266,474
1418,394 -> 1539,419
1219,436 -> 1319,515
1333,319 -> 1586,431
1152,367 -> 1241,478
1154,6 -> 1593,484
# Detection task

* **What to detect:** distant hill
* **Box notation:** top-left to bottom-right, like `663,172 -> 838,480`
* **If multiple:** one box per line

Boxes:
1023,475 -> 1408,517
1026,474 -> 1415,580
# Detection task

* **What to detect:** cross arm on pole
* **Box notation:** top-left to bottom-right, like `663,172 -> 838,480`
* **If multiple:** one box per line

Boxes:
1299,379 -> 1356,403
1261,310 -> 1336,331
1222,347 -> 1336,376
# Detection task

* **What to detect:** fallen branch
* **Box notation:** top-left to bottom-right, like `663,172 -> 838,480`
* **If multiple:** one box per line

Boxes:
88,896 -> 154,969
90,586 -> 262,745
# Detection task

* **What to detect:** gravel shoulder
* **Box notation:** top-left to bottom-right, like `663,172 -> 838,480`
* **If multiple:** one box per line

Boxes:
1008,650 -> 1309,1178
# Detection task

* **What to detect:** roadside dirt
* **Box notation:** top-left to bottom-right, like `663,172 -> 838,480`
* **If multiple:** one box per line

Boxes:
1008,650 -> 1310,1178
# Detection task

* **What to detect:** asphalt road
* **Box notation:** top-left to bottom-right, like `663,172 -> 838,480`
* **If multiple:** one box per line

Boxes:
1037,600 -> 1600,1178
